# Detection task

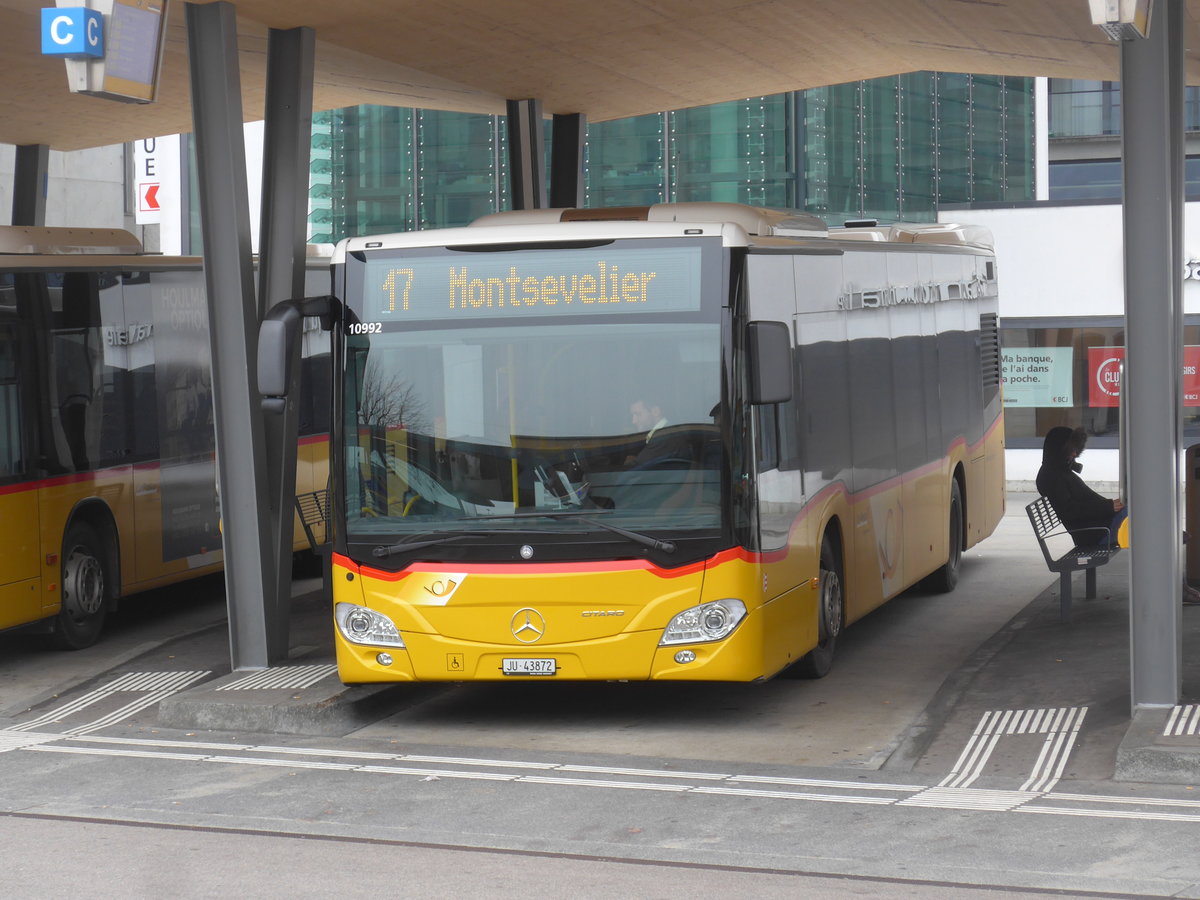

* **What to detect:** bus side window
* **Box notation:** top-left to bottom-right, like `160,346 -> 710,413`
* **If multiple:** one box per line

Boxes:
0,322 -> 22,478
51,271 -> 103,472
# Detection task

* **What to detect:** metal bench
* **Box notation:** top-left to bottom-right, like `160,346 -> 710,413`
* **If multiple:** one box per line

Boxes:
1026,496 -> 1119,621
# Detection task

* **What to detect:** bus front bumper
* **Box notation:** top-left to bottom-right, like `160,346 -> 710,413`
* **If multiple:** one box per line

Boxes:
333,611 -> 770,683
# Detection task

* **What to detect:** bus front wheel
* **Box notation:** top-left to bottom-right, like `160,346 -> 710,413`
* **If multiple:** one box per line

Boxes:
791,536 -> 843,679
54,522 -> 110,650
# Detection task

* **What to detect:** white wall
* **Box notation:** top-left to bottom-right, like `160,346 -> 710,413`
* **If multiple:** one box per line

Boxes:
946,202 -> 1200,319
0,143 -> 131,231
951,203 -> 1123,318
939,201 -> 1200,490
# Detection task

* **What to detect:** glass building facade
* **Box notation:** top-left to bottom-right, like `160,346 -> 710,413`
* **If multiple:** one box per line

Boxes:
309,106 -> 510,243
307,72 -> 1034,242
1047,78 -> 1200,201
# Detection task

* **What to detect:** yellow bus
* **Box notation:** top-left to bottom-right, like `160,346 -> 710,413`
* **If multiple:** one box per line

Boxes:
261,202 -> 1004,682
0,226 -> 330,649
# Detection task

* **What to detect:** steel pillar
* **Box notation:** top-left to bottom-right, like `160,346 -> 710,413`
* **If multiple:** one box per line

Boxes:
12,144 -> 48,226
550,113 -> 586,208
186,0 -> 277,669
258,26 -> 317,657
1123,0 -> 1184,709
506,99 -> 546,210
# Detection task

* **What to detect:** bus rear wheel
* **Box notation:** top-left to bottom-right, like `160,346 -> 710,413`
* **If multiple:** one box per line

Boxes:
53,522 -> 110,650
924,479 -> 963,594
791,537 -> 843,679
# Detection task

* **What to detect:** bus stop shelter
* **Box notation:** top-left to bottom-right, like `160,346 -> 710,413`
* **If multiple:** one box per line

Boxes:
0,0 -> 1196,713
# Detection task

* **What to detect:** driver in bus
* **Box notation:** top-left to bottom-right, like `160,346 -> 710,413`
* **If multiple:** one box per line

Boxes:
626,398 -> 691,468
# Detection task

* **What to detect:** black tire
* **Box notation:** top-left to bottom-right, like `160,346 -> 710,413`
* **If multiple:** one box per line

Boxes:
924,479 -> 963,594
53,521 -> 110,650
791,535 -> 844,679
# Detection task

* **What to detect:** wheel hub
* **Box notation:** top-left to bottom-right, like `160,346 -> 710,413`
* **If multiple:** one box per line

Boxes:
62,548 -> 104,617
821,569 -> 843,640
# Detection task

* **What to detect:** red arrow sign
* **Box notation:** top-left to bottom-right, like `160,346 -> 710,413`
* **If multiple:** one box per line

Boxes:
139,183 -> 160,212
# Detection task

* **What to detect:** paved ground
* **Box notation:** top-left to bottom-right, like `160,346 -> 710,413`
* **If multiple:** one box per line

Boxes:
4,491 -> 1200,897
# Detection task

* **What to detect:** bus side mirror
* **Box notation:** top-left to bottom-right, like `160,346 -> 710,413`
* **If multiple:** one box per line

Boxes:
748,320 -> 793,405
258,295 -> 338,414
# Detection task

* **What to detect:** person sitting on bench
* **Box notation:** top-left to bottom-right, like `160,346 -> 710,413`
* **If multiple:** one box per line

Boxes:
1036,426 -> 1126,549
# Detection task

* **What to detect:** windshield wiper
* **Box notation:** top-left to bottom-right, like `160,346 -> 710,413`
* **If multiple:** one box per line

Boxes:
371,532 -> 481,559
460,510 -> 676,554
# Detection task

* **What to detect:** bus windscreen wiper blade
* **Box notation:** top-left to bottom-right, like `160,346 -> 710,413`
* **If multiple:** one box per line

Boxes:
372,532 -> 480,558
460,510 -> 676,554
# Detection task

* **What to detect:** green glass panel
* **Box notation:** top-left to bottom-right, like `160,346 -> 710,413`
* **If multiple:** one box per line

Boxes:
898,72 -> 936,222
861,77 -> 899,221
936,73 -> 971,203
1001,77 -> 1035,201
970,75 -> 1005,204
668,96 -> 791,206
417,108 -> 502,229
585,112 -> 666,207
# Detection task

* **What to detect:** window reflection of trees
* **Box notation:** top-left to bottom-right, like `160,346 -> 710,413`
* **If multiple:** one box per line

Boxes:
359,367 -> 430,435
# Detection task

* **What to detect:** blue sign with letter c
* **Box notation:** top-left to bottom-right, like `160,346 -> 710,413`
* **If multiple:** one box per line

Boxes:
41,8 -> 104,58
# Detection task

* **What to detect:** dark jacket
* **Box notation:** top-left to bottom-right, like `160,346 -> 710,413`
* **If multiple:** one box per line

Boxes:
1035,426 -> 1115,547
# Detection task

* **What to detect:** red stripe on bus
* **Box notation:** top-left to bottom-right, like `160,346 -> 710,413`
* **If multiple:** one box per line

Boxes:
0,464 -> 140,495
333,546 -> 774,584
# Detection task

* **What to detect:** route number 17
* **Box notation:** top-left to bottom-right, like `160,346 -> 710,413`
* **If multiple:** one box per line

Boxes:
381,268 -> 414,312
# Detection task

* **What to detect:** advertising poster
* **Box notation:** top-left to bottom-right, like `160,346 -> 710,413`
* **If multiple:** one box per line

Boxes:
1001,347 -> 1074,407
1087,346 -> 1200,407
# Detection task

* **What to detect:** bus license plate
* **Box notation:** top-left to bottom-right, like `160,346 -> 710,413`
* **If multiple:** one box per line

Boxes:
503,658 -> 556,676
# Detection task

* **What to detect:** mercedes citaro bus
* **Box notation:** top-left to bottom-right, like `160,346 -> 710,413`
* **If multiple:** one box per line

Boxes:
0,227 -> 330,649
259,202 -> 1004,683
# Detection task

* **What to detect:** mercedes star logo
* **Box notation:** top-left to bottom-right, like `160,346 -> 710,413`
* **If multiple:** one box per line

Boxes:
511,608 -> 546,643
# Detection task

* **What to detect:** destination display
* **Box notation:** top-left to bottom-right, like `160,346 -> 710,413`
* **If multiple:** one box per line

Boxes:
359,245 -> 703,322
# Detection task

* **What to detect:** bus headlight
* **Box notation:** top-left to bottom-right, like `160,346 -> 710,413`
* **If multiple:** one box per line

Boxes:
659,599 -> 747,646
335,602 -> 405,648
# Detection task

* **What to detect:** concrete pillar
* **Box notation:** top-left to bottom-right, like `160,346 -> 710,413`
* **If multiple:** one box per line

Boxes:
506,99 -> 546,210
550,113 -> 586,208
12,144 -> 49,226
258,25 -> 317,658
1123,0 -> 1184,709
186,0 -> 278,669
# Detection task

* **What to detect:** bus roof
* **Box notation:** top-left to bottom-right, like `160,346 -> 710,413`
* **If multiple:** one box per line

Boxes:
334,202 -> 994,261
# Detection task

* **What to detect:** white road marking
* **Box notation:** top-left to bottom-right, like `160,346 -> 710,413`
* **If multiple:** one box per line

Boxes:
940,706 -> 1087,793
1164,704 -> 1200,736
0,731 -> 62,753
6,689 -> 1198,826
65,671 -> 211,737
899,787 -> 1040,811
1019,805 -> 1200,823
7,671 -> 210,734
1020,706 -> 1087,793
5,728 -> 1200,825
215,664 -> 338,691
729,774 -> 924,792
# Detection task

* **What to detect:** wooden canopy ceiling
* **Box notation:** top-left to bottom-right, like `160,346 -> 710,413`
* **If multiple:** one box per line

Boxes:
3,0 -> 1198,150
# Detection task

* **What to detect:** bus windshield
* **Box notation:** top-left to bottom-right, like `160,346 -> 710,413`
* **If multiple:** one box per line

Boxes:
340,239 -> 726,558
